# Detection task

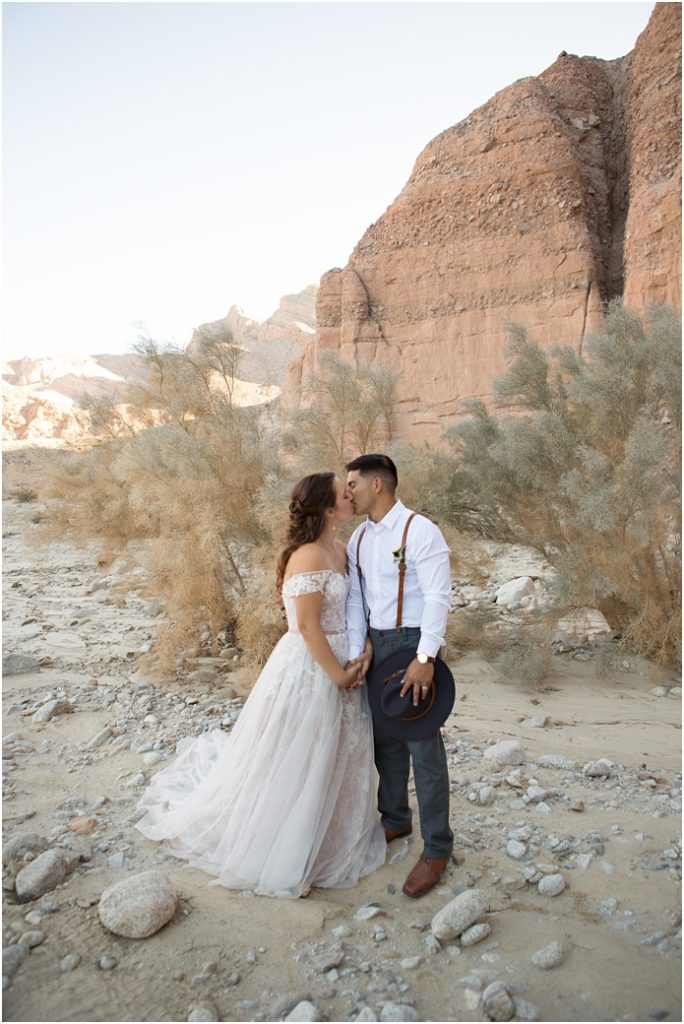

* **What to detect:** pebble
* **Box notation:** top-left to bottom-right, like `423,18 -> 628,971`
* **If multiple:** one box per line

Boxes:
15,849 -> 67,901
355,903 -> 385,921
59,953 -> 80,971
18,930 -> 45,949
187,1006 -> 218,1022
506,839 -> 527,860
143,751 -> 164,767
3,832 -> 49,866
531,940 -> 570,968
537,873 -> 566,897
461,922 -> 492,946
481,980 -> 515,1021
107,852 -> 125,869
270,992 -> 312,1019
99,955 -> 118,970
98,870 -> 177,938
32,698 -> 72,724
400,956 -> 423,969
513,997 -> 541,1021
23,911 -> 42,927
285,1001 -> 320,1022
424,934 -> 441,955
483,740 -> 526,766
379,1003 -> 420,1022
432,888 -> 487,940
2,944 -> 27,979
355,1008 -> 378,1022
86,727 -> 112,750
599,898 -> 618,917
584,758 -> 613,778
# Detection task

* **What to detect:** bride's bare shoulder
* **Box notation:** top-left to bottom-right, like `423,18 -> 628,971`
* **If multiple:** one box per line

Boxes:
283,543 -> 327,577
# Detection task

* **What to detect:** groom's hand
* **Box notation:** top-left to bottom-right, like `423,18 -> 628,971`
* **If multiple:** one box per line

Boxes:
400,659 -> 435,706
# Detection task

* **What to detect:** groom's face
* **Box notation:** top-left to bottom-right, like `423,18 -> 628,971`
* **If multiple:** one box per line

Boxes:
346,470 -> 373,516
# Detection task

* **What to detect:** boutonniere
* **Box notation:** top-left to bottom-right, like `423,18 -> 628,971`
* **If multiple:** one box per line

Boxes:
392,544 -> 407,565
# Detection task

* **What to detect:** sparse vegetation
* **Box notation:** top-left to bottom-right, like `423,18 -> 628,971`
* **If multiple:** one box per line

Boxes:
445,302 -> 681,665
36,300 -> 681,676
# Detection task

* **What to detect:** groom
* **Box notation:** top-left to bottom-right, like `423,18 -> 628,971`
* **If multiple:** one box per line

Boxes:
346,453 -> 453,897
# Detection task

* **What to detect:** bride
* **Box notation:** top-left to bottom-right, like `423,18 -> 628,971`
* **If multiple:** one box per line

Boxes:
135,472 -> 386,898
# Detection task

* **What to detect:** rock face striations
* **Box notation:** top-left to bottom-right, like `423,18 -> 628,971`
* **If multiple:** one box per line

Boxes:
291,4 -> 681,443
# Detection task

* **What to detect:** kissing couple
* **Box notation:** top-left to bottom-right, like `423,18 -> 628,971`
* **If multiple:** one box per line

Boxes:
136,454 -> 454,899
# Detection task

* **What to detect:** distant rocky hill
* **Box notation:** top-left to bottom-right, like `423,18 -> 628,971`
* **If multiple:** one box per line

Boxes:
289,3 -> 681,442
2,288 -> 317,443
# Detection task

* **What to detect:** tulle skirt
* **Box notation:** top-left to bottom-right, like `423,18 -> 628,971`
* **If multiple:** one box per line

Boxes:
135,631 -> 386,898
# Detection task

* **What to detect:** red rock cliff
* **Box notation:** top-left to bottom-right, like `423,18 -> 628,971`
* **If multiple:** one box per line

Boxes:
290,3 -> 681,443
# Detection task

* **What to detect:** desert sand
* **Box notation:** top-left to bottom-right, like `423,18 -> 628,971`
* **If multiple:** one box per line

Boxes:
2,498 -> 681,1023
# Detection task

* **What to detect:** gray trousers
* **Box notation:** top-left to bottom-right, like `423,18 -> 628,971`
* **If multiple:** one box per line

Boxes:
369,626 -> 453,860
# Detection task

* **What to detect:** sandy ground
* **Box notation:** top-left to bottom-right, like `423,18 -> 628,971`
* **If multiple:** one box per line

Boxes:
1,499 -> 681,1023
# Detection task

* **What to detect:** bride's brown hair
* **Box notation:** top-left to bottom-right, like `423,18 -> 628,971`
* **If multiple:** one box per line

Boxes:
275,472 -> 337,592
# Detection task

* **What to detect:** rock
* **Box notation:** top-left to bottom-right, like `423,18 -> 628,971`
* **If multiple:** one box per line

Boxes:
431,888 -> 487,940
98,871 -> 177,938
2,944 -> 27,979
525,716 -> 549,728
494,577 -> 536,609
32,698 -> 72,724
460,922 -> 492,946
483,741 -> 525,766
18,930 -> 45,948
513,998 -> 541,1021
270,992 -> 313,1019
536,754 -> 576,770
354,903 -> 385,921
99,955 -> 118,970
355,1009 -> 379,1022
3,832 -> 48,865
506,840 -> 527,860
2,655 -> 41,676
187,1006 -> 218,1022
379,1003 -> 420,1022
481,980 -> 515,1021
285,1001 -> 320,1022
86,727 -> 112,750
143,751 -> 164,767
59,953 -> 80,971
69,817 -> 98,836
651,686 -> 668,697
15,849 -> 67,901
531,940 -> 570,969
290,6 -> 682,447
584,758 -> 613,778
313,946 -> 344,972
538,873 -> 566,897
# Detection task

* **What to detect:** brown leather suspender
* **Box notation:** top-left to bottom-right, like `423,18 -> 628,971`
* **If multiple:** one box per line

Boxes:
356,512 -> 417,628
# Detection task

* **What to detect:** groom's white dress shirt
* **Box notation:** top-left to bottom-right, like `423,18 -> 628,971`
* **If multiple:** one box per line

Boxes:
346,499 -> 452,661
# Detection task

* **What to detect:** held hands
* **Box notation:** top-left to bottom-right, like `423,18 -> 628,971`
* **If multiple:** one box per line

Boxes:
400,658 -> 435,706
336,662 -> 365,691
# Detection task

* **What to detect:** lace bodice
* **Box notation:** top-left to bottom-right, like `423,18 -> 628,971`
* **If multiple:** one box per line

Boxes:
282,570 -> 349,634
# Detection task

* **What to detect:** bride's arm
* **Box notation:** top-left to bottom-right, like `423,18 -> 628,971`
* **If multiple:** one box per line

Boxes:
294,591 -> 359,690
286,546 -> 359,690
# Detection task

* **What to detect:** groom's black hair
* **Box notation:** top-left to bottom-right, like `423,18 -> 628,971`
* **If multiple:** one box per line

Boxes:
345,453 -> 398,491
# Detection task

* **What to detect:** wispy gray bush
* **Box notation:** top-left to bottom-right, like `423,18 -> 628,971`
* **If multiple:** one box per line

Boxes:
445,302 -> 681,664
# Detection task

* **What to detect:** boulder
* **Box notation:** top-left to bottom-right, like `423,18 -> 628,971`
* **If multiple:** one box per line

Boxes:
98,871 -> 177,938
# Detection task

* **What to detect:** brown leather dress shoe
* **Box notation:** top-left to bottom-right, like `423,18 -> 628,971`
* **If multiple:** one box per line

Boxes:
402,855 -> 449,898
384,825 -> 413,843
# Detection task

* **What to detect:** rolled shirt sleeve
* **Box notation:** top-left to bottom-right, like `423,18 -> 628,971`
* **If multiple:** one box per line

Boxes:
346,527 -> 368,661
413,520 -> 452,659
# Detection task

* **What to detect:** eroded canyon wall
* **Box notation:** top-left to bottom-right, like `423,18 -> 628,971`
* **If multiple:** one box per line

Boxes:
290,3 -> 681,443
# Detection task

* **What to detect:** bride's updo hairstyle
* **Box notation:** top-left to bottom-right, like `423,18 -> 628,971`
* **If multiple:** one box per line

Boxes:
276,472 -> 336,592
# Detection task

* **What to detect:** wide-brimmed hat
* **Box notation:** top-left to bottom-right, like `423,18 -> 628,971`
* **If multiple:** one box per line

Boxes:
367,647 -> 455,739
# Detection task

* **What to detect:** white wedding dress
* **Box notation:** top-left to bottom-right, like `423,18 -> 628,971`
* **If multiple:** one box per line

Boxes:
135,570 -> 386,898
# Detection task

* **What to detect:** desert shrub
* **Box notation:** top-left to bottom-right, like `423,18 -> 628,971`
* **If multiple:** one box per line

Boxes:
44,336 -> 281,672
13,486 -> 39,503
282,350 -> 397,469
445,302 -> 681,665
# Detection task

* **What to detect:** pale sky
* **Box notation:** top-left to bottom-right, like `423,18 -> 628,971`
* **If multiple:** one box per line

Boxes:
3,1 -> 655,360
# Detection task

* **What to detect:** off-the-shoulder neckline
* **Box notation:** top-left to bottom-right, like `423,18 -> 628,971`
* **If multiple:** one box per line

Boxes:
282,568 -> 348,587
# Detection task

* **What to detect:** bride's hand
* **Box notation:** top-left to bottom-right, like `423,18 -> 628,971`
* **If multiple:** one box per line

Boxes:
336,664 -> 363,691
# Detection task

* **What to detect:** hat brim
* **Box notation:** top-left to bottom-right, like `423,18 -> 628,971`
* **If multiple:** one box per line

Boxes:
367,646 -> 455,740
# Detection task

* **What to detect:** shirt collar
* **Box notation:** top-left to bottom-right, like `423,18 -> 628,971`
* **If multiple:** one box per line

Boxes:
367,499 -> 406,531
